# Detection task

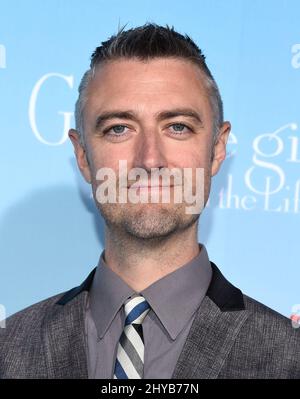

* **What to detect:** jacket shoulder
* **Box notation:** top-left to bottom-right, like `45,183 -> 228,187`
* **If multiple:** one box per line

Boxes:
0,291 -> 68,378
0,268 -> 95,378
1,291 -> 66,334
243,293 -> 297,330
220,293 -> 300,378
243,293 -> 300,350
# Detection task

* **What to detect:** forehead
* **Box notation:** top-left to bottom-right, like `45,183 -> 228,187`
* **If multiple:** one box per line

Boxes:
85,57 -> 211,116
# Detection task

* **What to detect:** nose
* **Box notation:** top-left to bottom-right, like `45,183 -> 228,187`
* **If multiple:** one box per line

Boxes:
133,128 -> 168,172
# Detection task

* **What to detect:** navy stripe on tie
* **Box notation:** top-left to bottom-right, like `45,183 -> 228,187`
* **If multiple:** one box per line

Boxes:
125,301 -> 150,325
114,358 -> 128,379
133,324 -> 143,341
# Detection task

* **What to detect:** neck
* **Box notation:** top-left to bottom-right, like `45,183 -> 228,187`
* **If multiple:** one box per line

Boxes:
102,223 -> 200,291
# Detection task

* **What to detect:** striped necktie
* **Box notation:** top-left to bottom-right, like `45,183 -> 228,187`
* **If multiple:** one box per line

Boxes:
114,295 -> 151,379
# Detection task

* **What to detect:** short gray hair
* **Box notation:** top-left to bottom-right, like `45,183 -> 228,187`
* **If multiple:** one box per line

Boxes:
75,23 -> 224,145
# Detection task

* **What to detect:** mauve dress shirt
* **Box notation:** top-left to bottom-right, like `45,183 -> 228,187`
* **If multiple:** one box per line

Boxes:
84,243 -> 212,379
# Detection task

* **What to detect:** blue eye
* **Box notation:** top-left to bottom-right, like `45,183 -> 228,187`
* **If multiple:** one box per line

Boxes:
111,125 -> 126,134
170,123 -> 191,134
172,124 -> 185,131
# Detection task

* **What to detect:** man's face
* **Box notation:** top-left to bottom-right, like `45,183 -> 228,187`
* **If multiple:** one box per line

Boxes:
70,57 -> 230,240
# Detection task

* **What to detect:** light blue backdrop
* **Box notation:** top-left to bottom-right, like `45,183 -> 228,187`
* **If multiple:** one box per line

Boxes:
1,0 -> 299,319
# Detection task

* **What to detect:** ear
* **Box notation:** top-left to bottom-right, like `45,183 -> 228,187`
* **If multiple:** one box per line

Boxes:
68,129 -> 92,183
211,121 -> 231,177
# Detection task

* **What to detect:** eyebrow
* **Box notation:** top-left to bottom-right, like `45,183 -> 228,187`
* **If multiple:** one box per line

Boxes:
94,108 -> 203,130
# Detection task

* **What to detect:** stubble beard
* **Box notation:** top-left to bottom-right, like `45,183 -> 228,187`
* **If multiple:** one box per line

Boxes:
97,200 -> 200,241
91,168 -> 211,242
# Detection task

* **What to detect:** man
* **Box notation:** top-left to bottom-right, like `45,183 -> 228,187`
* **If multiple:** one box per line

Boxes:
1,23 -> 300,379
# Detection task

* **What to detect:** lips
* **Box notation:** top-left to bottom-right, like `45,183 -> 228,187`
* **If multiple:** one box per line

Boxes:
127,185 -> 174,189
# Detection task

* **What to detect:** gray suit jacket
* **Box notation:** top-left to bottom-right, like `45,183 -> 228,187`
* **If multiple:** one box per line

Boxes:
1,262 -> 300,379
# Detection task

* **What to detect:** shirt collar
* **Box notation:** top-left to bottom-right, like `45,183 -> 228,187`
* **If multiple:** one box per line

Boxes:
88,252 -> 135,339
89,243 -> 212,341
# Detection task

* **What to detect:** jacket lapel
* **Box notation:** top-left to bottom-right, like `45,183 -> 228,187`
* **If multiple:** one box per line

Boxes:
172,262 -> 249,379
42,292 -> 89,378
41,263 -> 248,379
42,269 -> 96,379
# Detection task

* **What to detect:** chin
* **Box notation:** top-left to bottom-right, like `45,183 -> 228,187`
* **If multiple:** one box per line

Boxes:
123,222 -> 179,241
98,201 -> 199,239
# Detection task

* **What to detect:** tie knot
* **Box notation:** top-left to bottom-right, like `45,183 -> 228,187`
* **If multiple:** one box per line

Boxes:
124,295 -> 150,325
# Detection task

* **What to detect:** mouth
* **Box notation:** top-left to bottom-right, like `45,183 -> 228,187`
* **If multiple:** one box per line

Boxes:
127,185 -> 175,189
